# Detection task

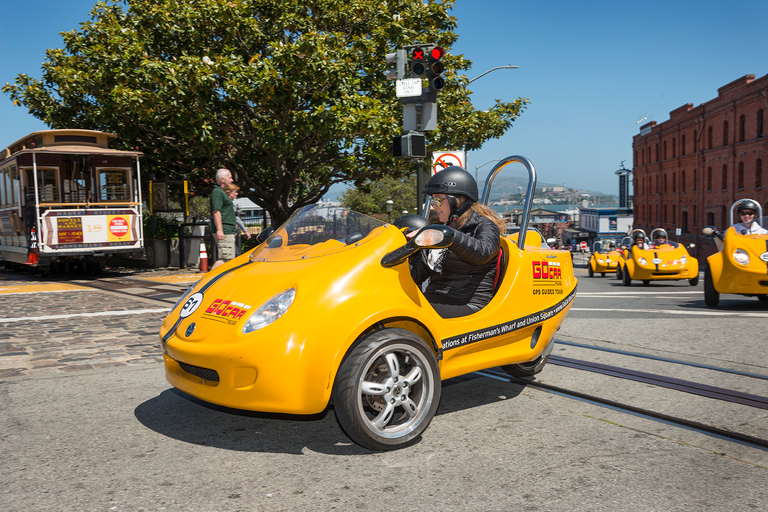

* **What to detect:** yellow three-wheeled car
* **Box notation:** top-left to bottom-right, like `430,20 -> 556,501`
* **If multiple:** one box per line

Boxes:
159,156 -> 577,450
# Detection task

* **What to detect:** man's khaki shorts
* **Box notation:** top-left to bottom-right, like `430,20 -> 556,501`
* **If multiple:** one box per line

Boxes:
216,234 -> 236,261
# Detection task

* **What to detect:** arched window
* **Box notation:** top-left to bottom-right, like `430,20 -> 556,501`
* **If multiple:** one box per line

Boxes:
672,138 -> 676,158
708,126 -> 713,149
723,121 -> 729,146
693,168 -> 698,192
758,110 -> 764,138
706,212 -> 715,226
722,164 -> 727,190
682,211 -> 689,233
681,134 -> 686,155
694,130 -> 698,151
707,166 -> 712,191
663,141 -> 667,160
739,115 -> 745,142
681,170 -> 686,193
757,159 -> 763,189
737,161 -> 744,190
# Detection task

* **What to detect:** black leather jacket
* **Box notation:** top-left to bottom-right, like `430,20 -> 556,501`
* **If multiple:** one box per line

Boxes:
410,211 -> 500,311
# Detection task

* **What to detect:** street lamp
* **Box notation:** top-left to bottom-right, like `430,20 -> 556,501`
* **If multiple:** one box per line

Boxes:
465,65 -> 519,86
385,199 -> 394,222
475,159 -> 502,181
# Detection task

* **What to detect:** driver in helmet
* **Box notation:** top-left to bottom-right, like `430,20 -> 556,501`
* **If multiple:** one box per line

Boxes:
632,232 -> 647,250
732,199 -> 768,235
408,166 -> 507,319
650,228 -> 679,248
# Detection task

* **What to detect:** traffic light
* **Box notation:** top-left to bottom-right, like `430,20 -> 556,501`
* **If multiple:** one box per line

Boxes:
427,46 -> 445,91
393,132 -> 427,159
385,49 -> 407,81
410,46 -> 427,78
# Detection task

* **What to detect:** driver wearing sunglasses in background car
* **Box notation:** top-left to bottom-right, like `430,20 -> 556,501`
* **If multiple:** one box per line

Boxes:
407,166 -> 507,319
731,199 -> 768,235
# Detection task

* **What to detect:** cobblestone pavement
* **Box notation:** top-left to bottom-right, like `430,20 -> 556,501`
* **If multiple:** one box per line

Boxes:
0,267 -> 201,379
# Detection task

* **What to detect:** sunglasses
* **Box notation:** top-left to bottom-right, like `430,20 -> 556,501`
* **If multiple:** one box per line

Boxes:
430,197 -> 445,207
739,210 -> 756,216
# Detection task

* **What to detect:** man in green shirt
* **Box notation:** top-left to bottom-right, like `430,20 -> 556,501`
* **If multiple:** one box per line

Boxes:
210,168 -> 236,269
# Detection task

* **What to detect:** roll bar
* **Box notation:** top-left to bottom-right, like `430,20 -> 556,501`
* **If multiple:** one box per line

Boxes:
480,156 -> 537,249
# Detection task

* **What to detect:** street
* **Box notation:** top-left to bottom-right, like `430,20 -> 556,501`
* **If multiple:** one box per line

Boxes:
1,261 -> 767,512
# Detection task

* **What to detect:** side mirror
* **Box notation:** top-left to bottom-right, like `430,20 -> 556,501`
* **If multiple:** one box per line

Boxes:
688,243 -> 696,249
381,225 -> 454,268
256,228 -> 274,244
701,226 -> 716,236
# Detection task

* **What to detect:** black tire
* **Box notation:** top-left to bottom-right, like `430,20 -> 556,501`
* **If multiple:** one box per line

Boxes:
689,275 -> 699,286
642,280 -> 650,286
501,337 -> 555,378
601,272 -> 606,277
616,265 -> 623,280
332,328 -> 441,451
588,263 -> 594,277
622,265 -> 632,286
757,295 -> 768,302
704,265 -> 719,307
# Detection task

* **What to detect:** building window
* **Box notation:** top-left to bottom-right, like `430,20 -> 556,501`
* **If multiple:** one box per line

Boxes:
739,115 -> 745,142
681,170 -> 686,193
738,161 -> 744,190
682,211 -> 689,233
693,168 -> 698,192
722,164 -> 727,190
707,166 -> 712,191
681,134 -> 686,155
706,212 -> 715,226
758,110 -> 764,138
723,121 -> 729,146
694,129 -> 698,151
720,206 -> 727,228
757,159 -> 763,189
663,141 -> 667,160
672,171 -> 676,193
672,138 -> 676,158
708,126 -> 713,149
655,144 -> 659,162
664,174 -> 668,192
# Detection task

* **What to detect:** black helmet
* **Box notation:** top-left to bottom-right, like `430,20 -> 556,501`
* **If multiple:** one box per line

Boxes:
735,199 -> 760,213
651,228 -> 668,241
423,166 -> 479,202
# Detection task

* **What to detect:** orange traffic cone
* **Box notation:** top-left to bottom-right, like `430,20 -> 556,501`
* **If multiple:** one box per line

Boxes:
199,241 -> 209,272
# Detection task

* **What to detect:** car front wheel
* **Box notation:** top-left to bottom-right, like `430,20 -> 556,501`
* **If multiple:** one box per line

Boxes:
333,328 -> 441,451
622,266 -> 632,286
704,265 -> 719,307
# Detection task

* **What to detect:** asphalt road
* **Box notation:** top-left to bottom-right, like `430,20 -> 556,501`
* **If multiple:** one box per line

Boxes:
1,262 -> 767,512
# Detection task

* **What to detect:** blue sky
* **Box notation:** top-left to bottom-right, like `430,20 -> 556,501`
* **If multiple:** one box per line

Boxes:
2,0 -> 766,195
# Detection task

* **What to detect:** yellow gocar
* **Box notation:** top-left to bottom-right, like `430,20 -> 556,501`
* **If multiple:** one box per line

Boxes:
158,156 -> 577,450
702,200 -> 768,307
622,229 -> 699,286
588,240 -> 624,277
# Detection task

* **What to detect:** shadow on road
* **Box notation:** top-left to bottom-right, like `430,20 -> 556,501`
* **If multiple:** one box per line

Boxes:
134,371 -> 527,454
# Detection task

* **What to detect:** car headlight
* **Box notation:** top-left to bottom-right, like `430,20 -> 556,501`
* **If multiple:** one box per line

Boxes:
242,288 -> 296,333
597,259 -> 605,264
638,257 -> 647,265
680,255 -> 687,264
734,249 -> 750,266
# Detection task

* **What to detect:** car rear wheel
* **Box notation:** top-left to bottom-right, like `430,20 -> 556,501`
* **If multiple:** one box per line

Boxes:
689,275 -> 699,286
616,265 -> 623,280
757,295 -> 768,302
588,264 -> 594,277
622,266 -> 632,286
704,265 -> 719,307
332,328 -> 441,451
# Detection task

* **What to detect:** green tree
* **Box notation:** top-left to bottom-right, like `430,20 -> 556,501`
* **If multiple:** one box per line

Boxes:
4,0 -> 528,226
340,175 -> 418,219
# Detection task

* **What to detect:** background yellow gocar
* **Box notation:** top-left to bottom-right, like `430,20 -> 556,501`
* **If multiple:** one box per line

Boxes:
588,239 -> 624,277
159,156 -> 577,451
702,200 -> 768,307
622,229 -> 699,286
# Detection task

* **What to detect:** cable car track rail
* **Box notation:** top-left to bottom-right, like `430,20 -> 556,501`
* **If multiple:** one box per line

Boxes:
477,368 -> 768,451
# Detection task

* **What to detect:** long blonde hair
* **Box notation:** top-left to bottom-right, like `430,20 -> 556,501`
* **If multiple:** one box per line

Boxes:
455,197 -> 506,234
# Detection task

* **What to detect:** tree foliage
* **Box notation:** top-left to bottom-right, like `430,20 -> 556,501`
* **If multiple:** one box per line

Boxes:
340,175 -> 418,218
4,0 -> 528,225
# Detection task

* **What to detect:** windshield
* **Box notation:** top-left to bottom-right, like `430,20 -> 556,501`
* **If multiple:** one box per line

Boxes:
249,205 -> 390,262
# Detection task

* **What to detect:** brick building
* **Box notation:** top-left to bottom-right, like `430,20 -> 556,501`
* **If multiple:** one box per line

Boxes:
632,73 -> 767,261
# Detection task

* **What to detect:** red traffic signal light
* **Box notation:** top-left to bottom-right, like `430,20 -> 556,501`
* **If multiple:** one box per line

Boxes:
427,46 -> 445,91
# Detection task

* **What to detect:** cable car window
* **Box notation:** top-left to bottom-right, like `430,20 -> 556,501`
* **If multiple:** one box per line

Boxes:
36,168 -> 59,202
99,169 -> 130,201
